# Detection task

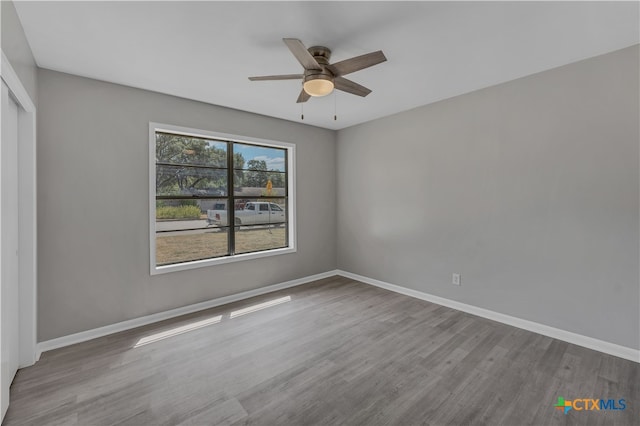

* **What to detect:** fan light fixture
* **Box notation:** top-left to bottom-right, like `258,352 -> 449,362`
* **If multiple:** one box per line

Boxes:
303,77 -> 334,97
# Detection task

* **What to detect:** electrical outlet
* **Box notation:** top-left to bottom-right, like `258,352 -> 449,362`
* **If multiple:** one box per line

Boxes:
452,273 -> 461,286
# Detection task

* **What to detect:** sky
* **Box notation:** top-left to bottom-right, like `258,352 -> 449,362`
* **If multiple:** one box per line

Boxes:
234,143 -> 286,171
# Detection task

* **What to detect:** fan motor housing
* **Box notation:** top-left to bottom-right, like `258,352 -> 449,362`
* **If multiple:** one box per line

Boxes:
307,46 -> 332,65
304,45 -> 334,88
303,69 -> 333,82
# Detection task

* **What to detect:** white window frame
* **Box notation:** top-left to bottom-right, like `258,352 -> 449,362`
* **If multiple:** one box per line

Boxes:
149,122 -> 296,275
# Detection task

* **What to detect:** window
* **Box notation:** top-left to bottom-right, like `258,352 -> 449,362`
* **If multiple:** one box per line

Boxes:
149,123 -> 295,274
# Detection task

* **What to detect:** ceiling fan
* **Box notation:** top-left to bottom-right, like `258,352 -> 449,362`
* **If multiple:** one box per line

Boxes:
249,38 -> 387,103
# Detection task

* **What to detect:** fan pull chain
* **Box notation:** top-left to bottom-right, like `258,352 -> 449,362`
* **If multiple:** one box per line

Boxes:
301,101 -> 304,121
334,91 -> 337,121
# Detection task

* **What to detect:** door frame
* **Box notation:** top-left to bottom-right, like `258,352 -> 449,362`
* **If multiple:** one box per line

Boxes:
0,51 -> 37,367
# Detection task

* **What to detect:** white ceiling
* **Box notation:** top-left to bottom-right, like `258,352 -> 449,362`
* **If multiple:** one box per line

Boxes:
14,1 -> 640,130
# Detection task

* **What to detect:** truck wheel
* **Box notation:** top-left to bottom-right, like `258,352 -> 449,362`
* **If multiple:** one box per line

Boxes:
235,218 -> 242,226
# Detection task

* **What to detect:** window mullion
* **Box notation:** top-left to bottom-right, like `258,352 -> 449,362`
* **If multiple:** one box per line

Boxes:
285,152 -> 289,244
227,141 -> 236,256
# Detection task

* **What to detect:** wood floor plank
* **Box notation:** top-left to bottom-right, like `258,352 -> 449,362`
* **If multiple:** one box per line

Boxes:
176,398 -> 247,426
4,277 -> 638,425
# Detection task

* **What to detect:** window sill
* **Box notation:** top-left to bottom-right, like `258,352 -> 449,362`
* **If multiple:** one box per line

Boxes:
150,246 -> 297,275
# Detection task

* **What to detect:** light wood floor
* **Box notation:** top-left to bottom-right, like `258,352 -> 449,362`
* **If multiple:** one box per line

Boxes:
5,276 -> 638,425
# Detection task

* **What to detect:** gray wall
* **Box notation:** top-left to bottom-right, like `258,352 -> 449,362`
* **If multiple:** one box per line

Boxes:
337,45 -> 639,349
37,69 -> 336,341
1,0 -> 37,103
34,44 -> 640,349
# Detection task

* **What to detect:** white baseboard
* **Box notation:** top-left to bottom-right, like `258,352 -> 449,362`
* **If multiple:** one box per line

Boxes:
36,270 -> 338,359
336,270 -> 640,363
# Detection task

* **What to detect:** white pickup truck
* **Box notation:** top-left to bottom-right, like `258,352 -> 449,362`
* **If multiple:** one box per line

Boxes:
207,202 -> 286,226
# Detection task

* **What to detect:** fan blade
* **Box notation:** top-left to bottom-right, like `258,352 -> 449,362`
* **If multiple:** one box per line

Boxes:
249,74 -> 303,81
327,51 -> 386,77
296,88 -> 311,103
334,77 -> 372,97
283,38 -> 322,71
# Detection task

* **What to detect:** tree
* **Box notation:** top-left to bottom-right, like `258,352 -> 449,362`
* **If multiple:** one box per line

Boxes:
156,134 -> 226,166
155,134 -> 227,195
233,153 -> 245,189
267,171 -> 285,188
244,159 -> 268,187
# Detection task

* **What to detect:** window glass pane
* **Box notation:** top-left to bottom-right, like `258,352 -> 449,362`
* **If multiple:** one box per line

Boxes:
235,170 -> 285,197
156,133 -> 227,168
231,199 -> 287,227
234,226 -> 287,255
234,143 -> 285,171
156,199 -> 226,230
193,200 -> 235,227
156,228 -> 229,266
156,165 -> 227,197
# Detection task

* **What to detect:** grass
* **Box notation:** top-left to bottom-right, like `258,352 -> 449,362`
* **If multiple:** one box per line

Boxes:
156,227 -> 286,265
156,205 -> 202,220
